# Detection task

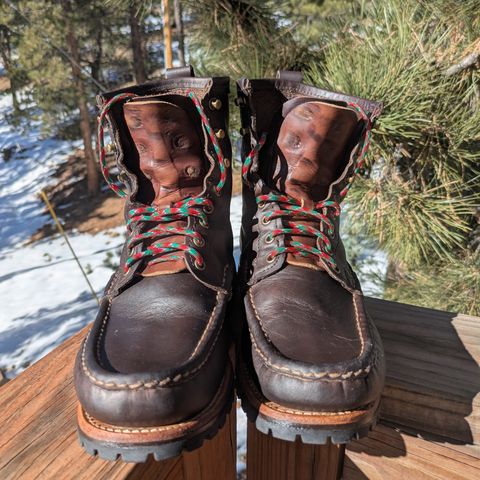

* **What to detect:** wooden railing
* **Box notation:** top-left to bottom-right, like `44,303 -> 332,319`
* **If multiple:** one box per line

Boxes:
0,298 -> 479,479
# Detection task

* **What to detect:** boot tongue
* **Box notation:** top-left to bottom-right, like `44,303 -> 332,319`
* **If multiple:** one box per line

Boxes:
271,100 -> 359,269
123,99 -> 207,276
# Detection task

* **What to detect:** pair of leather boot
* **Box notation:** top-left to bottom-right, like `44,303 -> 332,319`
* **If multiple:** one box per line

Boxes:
74,66 -> 386,462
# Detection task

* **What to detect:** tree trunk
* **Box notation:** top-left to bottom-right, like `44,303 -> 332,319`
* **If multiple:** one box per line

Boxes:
173,0 -> 185,65
129,2 -> 147,83
90,16 -> 104,92
163,0 -> 173,69
0,25 -> 20,115
62,0 -> 99,196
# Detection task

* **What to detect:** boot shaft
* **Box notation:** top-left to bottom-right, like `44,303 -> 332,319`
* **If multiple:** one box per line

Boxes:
97,67 -> 235,294
237,71 -> 382,292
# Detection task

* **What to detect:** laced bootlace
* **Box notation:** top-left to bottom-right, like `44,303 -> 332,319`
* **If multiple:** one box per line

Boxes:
97,91 -> 227,273
242,101 -> 372,269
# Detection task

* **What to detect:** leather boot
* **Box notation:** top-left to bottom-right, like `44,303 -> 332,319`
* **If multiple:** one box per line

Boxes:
235,71 -> 386,444
74,66 -> 235,462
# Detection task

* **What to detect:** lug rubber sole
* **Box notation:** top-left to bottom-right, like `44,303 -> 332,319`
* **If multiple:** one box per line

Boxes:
77,361 -> 234,463
237,355 -> 378,445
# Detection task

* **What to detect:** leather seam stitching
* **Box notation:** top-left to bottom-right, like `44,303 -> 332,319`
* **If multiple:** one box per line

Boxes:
82,363 -> 230,433
264,402 -> 366,417
96,299 -> 112,367
81,296 -> 225,389
353,294 -> 366,355
84,411 -> 189,433
248,289 -> 368,378
248,289 -> 376,380
241,358 -> 373,416
250,331 -> 374,379
188,291 -> 221,360
248,289 -> 273,343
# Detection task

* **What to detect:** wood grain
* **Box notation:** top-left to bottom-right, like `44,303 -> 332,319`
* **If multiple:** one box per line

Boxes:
246,422 -> 345,480
366,297 -> 480,444
344,423 -> 480,479
0,326 -> 236,480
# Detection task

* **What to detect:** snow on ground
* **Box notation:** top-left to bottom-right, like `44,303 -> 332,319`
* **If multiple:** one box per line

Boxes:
0,93 -> 106,375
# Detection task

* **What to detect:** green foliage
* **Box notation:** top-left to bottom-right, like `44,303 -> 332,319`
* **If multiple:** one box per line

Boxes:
306,0 -> 480,313
2,0 -> 158,131
384,252 -> 480,316
183,0 -> 313,78
307,0 -> 480,269
348,177 -> 477,266
15,2 -> 76,128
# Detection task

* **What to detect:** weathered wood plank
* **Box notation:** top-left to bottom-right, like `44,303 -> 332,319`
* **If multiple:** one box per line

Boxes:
344,423 -> 480,480
246,422 -> 345,480
0,326 -> 236,480
366,297 -> 480,445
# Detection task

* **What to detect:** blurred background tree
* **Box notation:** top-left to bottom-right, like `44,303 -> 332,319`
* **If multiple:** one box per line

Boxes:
1,0 -> 163,194
0,0 -> 478,312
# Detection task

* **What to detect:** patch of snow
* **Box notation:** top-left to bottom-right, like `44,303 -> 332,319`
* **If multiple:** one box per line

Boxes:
0,90 -> 245,377
0,228 -> 125,376
0,94 -> 82,251
236,406 -> 248,475
230,194 -> 242,265
0,93 -> 118,377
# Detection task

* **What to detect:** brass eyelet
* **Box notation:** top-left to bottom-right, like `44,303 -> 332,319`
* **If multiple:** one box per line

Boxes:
203,203 -> 214,214
266,253 -> 275,263
261,216 -> 271,225
209,98 -> 222,110
194,260 -> 205,270
258,201 -> 266,210
215,129 -> 225,139
224,158 -> 231,168
193,236 -> 205,247
264,233 -> 274,244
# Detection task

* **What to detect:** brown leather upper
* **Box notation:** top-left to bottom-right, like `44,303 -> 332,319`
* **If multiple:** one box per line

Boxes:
124,100 -> 206,206
74,68 -> 234,428
236,73 -> 386,413
271,100 -> 360,270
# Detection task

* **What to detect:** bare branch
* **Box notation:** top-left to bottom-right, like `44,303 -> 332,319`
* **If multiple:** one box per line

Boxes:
444,52 -> 479,77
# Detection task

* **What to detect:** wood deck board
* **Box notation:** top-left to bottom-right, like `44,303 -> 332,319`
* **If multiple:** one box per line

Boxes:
246,422 -> 345,480
345,424 -> 480,480
366,297 -> 480,444
0,326 -> 235,480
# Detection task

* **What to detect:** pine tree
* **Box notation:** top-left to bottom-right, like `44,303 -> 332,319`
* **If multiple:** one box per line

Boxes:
61,0 -> 99,195
0,2 -> 25,116
128,0 -> 147,83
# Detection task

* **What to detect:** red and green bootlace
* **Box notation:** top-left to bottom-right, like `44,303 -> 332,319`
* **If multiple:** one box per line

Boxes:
97,90 -> 228,272
242,102 -> 372,269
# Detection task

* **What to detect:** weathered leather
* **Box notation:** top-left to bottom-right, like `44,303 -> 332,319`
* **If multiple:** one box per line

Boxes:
123,98 -> 207,276
236,73 -> 386,412
74,67 -> 234,428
